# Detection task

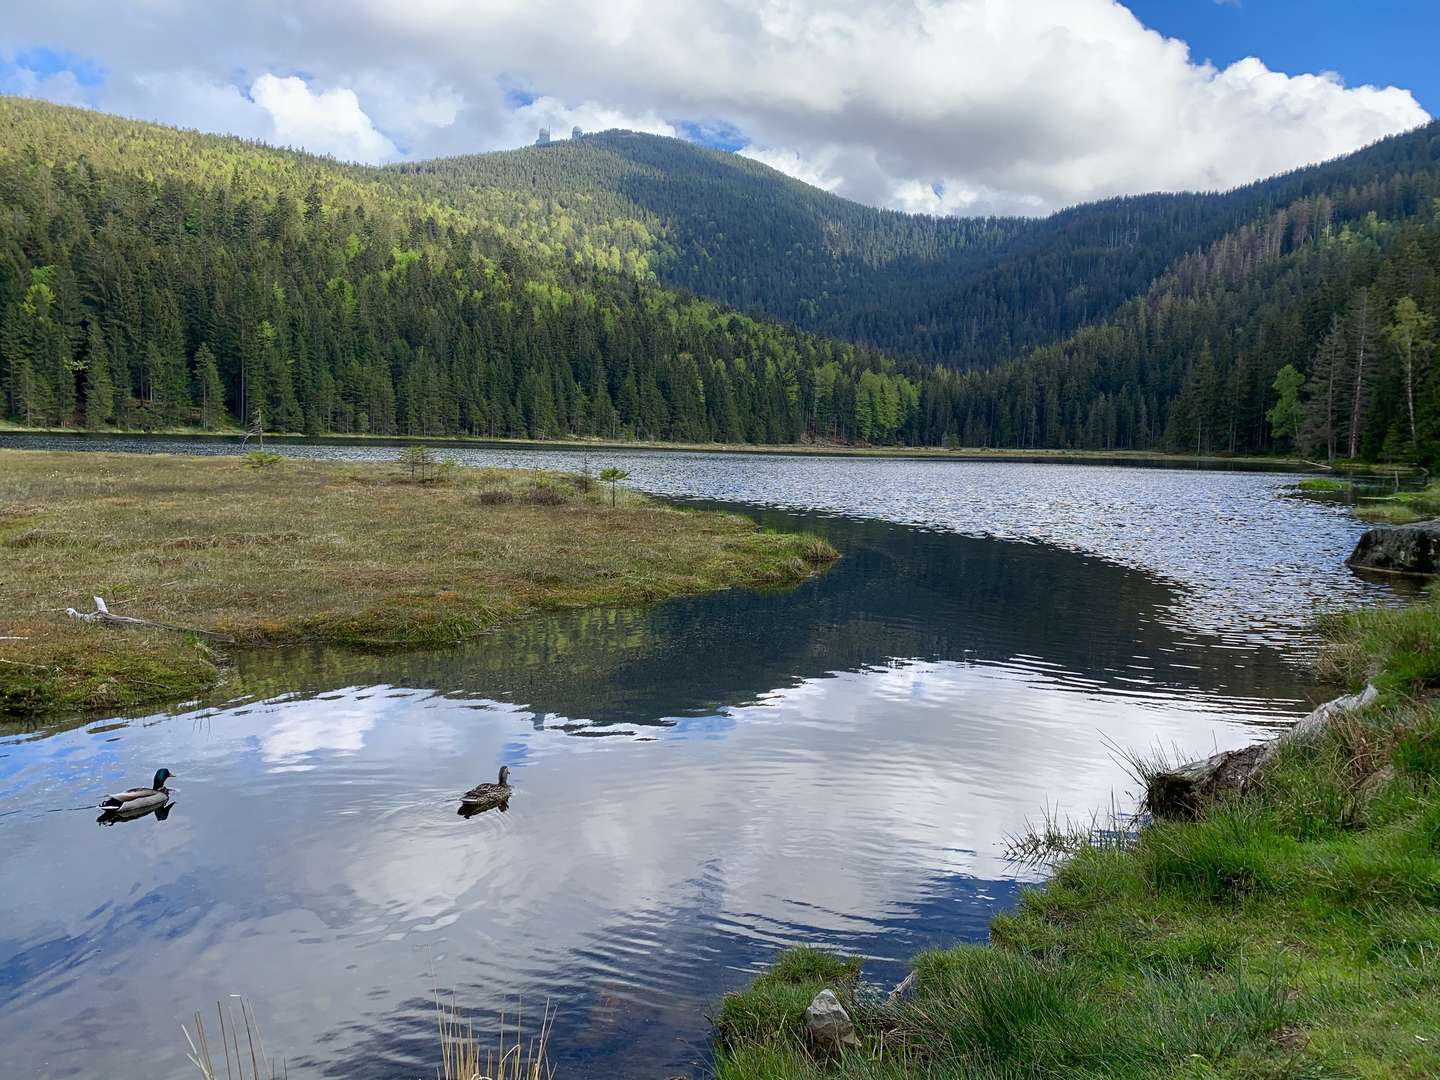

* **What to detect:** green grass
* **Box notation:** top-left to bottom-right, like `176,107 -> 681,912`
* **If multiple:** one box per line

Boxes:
1354,481 -> 1440,525
1296,477 -> 1346,493
0,450 -> 837,718
715,594 -> 1440,1079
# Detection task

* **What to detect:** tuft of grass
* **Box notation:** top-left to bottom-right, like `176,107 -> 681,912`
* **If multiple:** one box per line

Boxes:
435,993 -> 555,1080
1297,477 -> 1346,493
0,450 -> 837,718
183,993 -> 555,1080
715,949 -> 862,1049
184,998 -> 280,1080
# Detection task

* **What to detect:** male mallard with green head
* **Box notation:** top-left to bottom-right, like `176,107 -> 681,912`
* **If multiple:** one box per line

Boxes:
99,768 -> 174,814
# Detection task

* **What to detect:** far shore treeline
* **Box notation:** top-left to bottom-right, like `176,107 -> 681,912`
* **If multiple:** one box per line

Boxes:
3,97 -> 1440,462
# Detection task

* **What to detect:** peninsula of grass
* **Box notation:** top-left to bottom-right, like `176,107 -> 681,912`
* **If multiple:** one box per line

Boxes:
0,450 -> 837,718
715,595 -> 1440,1079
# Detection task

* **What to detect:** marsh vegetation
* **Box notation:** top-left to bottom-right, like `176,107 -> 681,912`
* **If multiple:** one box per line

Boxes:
0,450 -> 836,717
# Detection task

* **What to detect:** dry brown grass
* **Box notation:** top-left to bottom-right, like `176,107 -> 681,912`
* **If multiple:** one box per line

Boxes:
0,450 -> 837,716
436,993 -> 555,1080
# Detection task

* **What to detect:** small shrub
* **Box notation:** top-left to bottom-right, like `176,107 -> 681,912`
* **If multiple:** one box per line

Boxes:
522,483 -> 569,506
397,445 -> 454,484
242,450 -> 284,469
575,455 -> 595,493
476,488 -> 515,506
599,466 -> 630,508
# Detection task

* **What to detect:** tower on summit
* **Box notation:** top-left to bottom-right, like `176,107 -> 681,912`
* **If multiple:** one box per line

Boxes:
536,128 -> 551,146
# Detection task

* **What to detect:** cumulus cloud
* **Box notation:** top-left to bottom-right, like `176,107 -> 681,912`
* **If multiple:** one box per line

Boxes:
250,73 -> 398,161
1,0 -> 1430,213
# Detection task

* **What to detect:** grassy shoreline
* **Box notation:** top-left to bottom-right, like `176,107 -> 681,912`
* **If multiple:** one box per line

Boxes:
0,422 -> 1336,471
0,450 -> 836,719
715,595 -> 1440,1078
1291,477 -> 1440,525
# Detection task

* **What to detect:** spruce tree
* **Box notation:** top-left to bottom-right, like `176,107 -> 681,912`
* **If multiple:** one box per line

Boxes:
84,320 -> 114,429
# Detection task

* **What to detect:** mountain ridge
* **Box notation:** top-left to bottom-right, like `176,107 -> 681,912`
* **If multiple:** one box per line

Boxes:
2,95 -> 1440,462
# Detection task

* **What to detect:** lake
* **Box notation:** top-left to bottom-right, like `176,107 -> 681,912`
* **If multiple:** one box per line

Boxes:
0,436 -> 1405,1078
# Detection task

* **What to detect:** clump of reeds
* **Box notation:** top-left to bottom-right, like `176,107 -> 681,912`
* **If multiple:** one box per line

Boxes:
184,997 -> 283,1080
183,993 -> 556,1080
435,991 -> 556,1080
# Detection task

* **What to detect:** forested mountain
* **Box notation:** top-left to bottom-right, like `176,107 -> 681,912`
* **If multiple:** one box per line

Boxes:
0,97 -> 919,444
927,195 -> 1440,459
389,125 -> 1440,370
3,95 -> 1440,464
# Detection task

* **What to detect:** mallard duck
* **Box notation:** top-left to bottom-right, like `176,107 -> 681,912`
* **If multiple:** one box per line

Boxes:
99,768 -> 174,814
458,765 -> 512,816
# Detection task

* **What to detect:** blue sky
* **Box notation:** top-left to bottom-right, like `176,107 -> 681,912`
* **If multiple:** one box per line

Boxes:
0,1 -> 1432,216
1128,0 -> 1439,114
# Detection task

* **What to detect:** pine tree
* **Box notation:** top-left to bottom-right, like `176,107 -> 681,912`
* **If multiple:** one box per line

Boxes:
84,320 -> 114,429
192,343 -> 225,430
1347,289 -> 1379,459
1301,316 -> 1348,462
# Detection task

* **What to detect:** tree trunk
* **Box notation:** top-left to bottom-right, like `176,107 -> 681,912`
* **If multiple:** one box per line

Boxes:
1349,294 -> 1371,459
1147,685 -> 1377,818
1405,342 -> 1417,446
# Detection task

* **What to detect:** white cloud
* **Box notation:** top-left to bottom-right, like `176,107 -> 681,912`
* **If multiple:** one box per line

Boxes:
1,0 -> 1429,213
249,73 -> 398,162
737,145 -> 844,192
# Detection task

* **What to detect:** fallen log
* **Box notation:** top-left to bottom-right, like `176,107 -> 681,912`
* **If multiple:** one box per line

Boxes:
1146,684 -> 1378,819
64,596 -> 236,643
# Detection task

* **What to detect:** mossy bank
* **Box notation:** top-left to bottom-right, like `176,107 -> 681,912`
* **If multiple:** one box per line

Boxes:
0,450 -> 836,718
715,595 -> 1440,1079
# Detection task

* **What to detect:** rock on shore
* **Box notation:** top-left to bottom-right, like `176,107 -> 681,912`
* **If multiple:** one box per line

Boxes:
1347,520 -> 1440,575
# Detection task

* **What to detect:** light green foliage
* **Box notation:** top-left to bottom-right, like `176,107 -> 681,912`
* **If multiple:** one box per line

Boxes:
1266,363 -> 1304,443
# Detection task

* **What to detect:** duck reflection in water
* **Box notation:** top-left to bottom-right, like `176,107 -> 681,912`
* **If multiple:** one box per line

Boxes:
458,765 -> 512,817
98,800 -> 174,825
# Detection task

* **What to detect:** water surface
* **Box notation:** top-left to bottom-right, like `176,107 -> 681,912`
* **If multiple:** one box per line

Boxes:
0,437 -> 1405,1078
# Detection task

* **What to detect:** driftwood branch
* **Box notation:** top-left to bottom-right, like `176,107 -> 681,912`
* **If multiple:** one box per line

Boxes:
1147,684 -> 1378,818
887,970 -> 918,1003
65,596 -> 235,643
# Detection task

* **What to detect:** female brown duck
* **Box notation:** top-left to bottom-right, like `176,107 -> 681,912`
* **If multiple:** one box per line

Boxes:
458,765 -> 512,816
